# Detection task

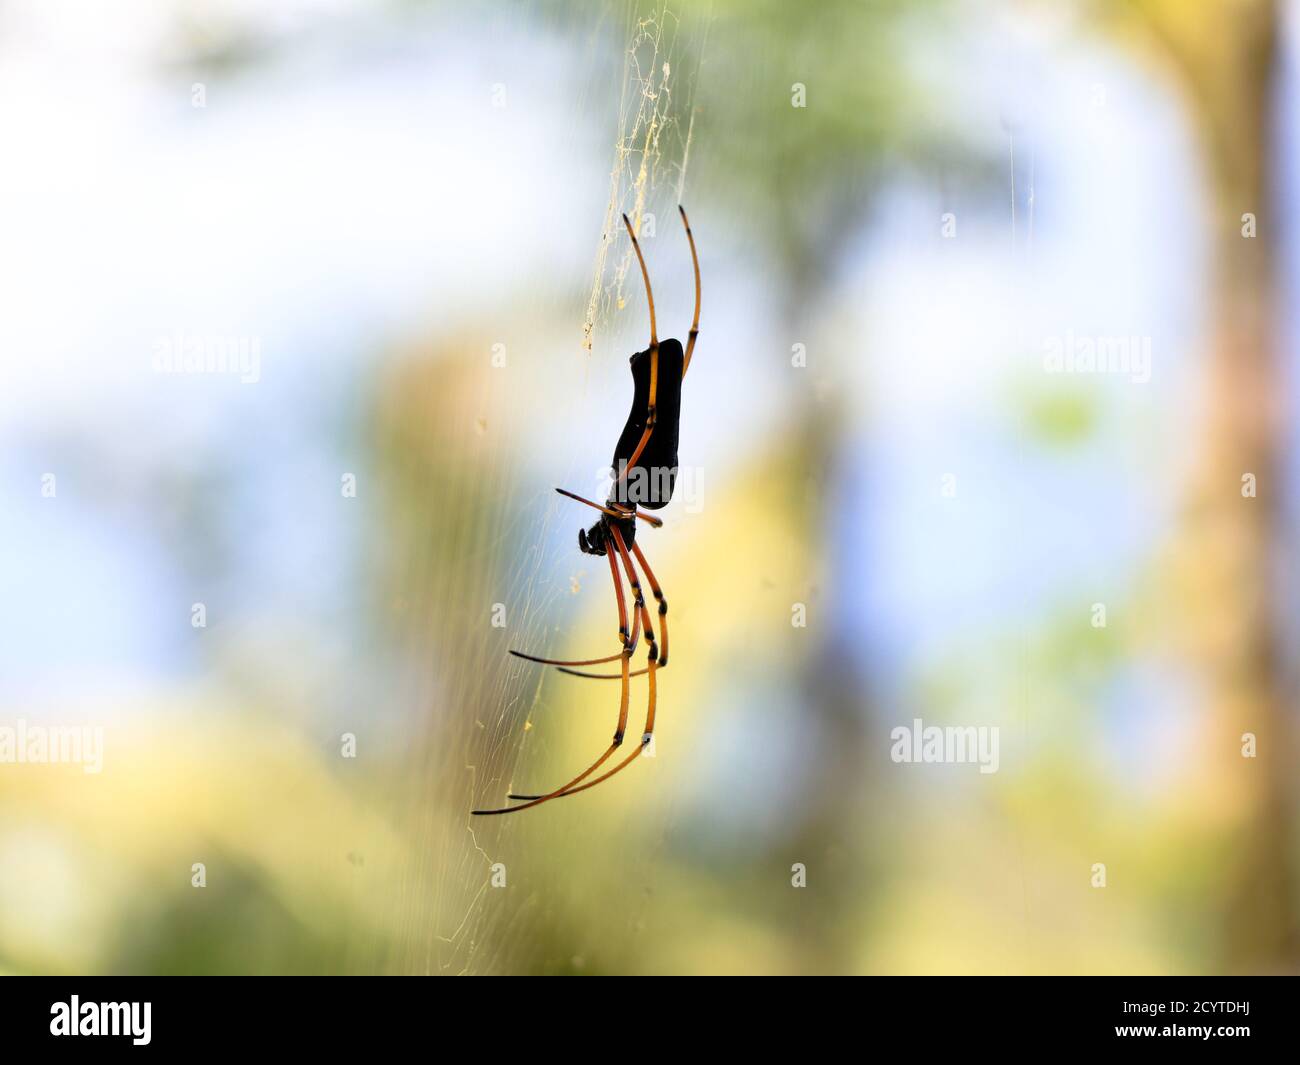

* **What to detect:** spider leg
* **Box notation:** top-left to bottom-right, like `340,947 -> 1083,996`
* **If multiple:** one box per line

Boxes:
508,539 -> 641,667
508,488 -> 662,670
553,540 -> 670,681
506,525 -> 657,803
555,487 -> 661,528
471,549 -> 636,816
556,664 -> 651,679
509,601 -> 640,667
555,539 -> 669,679
624,211 -> 657,345
616,212 -> 659,483
631,539 -> 668,667
678,205 -> 701,377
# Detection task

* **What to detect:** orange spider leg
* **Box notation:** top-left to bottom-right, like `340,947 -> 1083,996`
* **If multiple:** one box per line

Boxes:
556,539 -> 668,679
678,205 -> 701,377
615,212 -> 659,484
505,525 -> 657,804
472,547 -> 635,816
555,487 -> 662,528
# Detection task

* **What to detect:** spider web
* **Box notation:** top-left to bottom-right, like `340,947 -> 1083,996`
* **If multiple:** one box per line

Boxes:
389,3 -> 709,977
583,5 -> 700,353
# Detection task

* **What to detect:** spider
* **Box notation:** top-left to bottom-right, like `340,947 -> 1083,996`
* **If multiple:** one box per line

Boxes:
473,205 -> 701,815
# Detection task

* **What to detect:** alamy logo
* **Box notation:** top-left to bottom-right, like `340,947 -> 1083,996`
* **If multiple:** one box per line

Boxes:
890,718 -> 999,774
1043,332 -> 1151,383
50,996 -> 151,1045
0,719 -> 103,773
153,331 -> 261,384
600,462 -> 704,513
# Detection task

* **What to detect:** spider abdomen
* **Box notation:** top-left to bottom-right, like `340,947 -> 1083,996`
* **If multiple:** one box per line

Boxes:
609,337 -> 684,511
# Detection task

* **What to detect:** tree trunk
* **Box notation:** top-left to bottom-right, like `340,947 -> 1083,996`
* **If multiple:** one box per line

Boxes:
1150,0 -> 1300,971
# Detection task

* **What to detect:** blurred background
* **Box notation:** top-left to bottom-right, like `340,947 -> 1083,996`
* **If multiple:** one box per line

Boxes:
1,0 -> 1298,975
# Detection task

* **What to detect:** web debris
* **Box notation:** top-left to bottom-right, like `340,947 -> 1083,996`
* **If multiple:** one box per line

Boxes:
582,6 -> 698,353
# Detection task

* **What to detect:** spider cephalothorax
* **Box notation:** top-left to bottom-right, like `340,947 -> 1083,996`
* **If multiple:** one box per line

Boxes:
473,206 -> 700,816
578,512 -> 636,557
